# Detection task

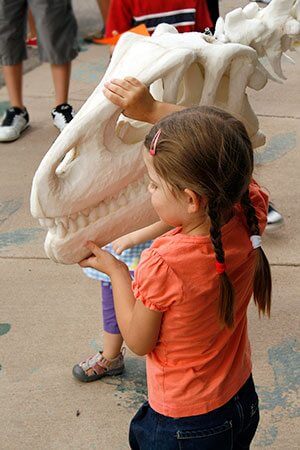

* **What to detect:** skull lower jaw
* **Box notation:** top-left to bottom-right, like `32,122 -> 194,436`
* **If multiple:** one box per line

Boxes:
44,196 -> 158,264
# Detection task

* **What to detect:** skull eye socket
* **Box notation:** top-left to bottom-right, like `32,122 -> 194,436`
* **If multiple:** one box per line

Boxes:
55,148 -> 77,176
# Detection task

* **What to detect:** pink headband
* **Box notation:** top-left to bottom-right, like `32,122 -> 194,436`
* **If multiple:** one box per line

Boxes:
149,129 -> 162,156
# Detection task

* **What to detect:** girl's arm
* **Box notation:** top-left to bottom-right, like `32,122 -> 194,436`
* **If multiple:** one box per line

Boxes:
112,220 -> 171,254
79,242 -> 162,356
103,77 -> 185,124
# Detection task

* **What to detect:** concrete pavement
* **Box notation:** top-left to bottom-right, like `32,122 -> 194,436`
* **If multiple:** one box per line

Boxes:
0,2 -> 299,448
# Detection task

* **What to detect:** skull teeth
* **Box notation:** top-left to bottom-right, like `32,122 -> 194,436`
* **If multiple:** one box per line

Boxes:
117,194 -> 127,207
107,199 -> 118,213
81,208 -> 90,217
77,214 -> 89,228
45,218 -> 55,228
39,176 -> 149,239
60,217 -> 69,229
97,203 -> 108,217
57,222 -> 67,239
69,218 -> 78,233
39,219 -> 47,228
88,208 -> 99,222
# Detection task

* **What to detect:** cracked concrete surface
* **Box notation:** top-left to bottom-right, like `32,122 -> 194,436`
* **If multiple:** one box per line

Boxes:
0,1 -> 299,448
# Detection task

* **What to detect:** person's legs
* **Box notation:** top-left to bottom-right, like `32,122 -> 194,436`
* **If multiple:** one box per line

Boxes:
83,0 -> 110,42
27,8 -> 37,40
96,0 -> 110,24
50,62 -> 76,131
101,279 -> 124,358
103,331 -> 123,359
130,376 -> 259,450
2,63 -> 24,109
72,281 -> 124,382
129,402 -> 158,450
233,376 -> 260,449
130,401 -> 234,450
29,0 -> 78,130
0,0 -> 27,108
50,62 -> 71,107
0,0 -> 30,141
30,0 -> 78,66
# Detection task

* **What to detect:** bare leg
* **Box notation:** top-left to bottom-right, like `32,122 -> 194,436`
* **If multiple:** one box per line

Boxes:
27,9 -> 37,39
103,331 -> 123,359
96,0 -> 110,24
50,62 -> 71,106
2,64 -> 24,109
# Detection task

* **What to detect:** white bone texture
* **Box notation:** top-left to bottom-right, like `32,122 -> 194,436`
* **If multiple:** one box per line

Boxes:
30,0 -> 300,264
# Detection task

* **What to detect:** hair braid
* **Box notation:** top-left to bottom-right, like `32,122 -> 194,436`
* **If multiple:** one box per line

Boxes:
241,189 -> 272,316
208,199 -> 235,328
241,189 -> 260,236
209,200 -> 225,263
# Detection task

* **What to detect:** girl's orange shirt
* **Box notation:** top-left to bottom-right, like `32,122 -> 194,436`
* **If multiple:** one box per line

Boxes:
132,181 -> 268,418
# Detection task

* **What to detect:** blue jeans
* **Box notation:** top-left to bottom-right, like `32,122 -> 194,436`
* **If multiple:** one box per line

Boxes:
129,375 -> 259,450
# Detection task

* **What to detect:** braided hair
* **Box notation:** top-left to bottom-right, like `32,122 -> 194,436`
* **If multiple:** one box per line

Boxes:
144,106 -> 271,328
241,189 -> 272,316
208,198 -> 235,327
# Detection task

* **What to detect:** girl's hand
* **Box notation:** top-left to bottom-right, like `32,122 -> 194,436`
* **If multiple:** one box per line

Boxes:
103,77 -> 157,123
112,234 -> 135,255
79,241 -> 127,276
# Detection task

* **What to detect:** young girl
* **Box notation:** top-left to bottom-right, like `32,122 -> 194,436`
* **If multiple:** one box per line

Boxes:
79,80 -> 271,449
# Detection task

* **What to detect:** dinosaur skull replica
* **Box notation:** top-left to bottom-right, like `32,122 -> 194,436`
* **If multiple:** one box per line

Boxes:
30,0 -> 300,264
214,0 -> 300,80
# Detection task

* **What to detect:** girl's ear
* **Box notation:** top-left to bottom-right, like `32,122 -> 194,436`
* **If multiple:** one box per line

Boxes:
184,189 -> 201,213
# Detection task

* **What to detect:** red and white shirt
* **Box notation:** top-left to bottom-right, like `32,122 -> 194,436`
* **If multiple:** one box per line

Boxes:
105,0 -> 212,36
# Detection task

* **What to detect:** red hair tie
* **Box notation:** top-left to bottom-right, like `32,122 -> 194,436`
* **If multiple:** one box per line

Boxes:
149,129 -> 161,156
215,261 -> 226,274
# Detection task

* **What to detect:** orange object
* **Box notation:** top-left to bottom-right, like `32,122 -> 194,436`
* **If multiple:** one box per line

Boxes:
132,181 -> 269,418
93,23 -> 149,45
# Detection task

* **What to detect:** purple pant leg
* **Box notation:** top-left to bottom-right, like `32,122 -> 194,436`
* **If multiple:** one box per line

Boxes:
101,271 -> 134,335
101,281 -> 120,334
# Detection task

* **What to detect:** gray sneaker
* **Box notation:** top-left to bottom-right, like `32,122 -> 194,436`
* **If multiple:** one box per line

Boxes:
0,107 -> 29,142
72,349 -> 125,382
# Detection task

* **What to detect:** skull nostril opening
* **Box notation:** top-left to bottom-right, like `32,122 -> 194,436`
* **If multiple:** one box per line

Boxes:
55,148 -> 77,176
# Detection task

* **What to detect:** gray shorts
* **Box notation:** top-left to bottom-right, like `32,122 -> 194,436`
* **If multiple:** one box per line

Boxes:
0,0 -> 79,65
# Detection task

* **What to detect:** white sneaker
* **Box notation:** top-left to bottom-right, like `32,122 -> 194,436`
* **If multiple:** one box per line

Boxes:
266,203 -> 284,231
51,103 -> 75,132
0,107 -> 29,142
